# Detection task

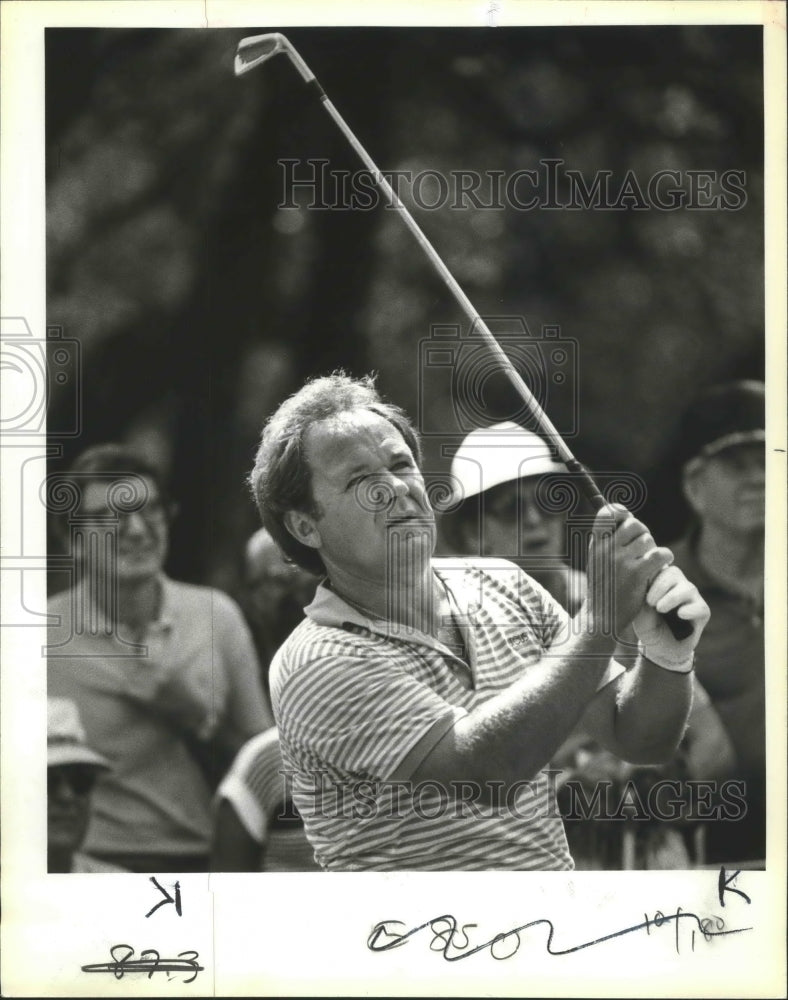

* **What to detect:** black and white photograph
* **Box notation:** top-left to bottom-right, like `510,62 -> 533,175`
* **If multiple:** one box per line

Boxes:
1,1 -> 785,996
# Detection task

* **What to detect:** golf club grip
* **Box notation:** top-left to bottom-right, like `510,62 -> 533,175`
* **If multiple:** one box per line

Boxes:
571,463 -> 694,642
655,607 -> 694,642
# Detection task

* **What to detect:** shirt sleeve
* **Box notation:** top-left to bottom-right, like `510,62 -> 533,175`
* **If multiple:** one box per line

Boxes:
276,636 -> 466,784
215,731 -> 285,842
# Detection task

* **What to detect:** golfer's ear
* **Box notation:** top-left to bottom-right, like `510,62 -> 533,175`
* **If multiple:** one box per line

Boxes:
284,510 -> 321,550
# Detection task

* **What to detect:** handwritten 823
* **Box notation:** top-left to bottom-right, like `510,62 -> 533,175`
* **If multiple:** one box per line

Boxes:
81,945 -> 203,983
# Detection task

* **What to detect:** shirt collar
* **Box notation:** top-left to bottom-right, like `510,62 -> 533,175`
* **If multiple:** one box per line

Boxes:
304,571 -> 471,661
74,572 -> 174,632
304,580 -> 373,630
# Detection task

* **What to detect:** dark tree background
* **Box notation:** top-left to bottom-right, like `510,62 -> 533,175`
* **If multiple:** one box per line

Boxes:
46,26 -> 764,595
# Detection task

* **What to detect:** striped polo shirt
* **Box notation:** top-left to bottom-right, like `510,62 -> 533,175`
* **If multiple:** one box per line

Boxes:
270,558 -> 596,871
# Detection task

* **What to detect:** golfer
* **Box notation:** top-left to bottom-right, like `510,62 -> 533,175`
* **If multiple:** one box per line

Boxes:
249,373 -> 710,871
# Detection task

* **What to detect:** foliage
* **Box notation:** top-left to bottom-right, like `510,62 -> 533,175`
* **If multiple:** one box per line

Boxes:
46,26 -> 764,586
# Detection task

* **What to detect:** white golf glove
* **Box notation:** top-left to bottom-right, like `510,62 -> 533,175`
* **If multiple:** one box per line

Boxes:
633,564 -> 710,673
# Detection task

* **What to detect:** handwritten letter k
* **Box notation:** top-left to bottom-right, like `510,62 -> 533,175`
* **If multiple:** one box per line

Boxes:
145,877 -> 183,918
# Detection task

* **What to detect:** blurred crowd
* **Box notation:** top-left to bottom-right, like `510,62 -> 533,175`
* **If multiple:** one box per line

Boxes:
47,380 -> 765,873
47,444 -> 320,874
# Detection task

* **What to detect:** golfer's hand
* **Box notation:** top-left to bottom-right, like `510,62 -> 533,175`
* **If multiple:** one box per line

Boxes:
633,565 -> 710,670
586,504 -> 675,635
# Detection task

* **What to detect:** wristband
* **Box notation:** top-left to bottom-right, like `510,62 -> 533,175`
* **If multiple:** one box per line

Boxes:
639,641 -> 695,674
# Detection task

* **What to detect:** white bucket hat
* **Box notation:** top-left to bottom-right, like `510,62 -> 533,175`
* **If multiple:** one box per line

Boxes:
48,698 -> 111,770
450,421 -> 565,503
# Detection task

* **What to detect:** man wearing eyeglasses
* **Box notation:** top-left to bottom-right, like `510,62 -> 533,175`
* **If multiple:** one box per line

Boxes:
47,444 -> 271,873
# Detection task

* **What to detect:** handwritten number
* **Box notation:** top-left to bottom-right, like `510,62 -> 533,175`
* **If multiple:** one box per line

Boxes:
109,944 -> 134,979
490,930 -> 521,961
139,949 -> 160,980
177,951 -> 203,985
428,917 -> 478,957
366,873 -> 753,961
81,946 -> 203,982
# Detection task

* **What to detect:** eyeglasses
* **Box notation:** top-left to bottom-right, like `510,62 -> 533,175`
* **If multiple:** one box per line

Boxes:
79,497 -> 168,524
48,765 -> 99,797
484,482 -> 553,522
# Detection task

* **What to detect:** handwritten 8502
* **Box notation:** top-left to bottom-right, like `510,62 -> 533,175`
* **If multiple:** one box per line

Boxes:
367,867 -> 752,962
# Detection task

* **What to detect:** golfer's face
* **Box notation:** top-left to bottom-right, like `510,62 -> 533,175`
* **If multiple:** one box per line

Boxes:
303,411 -> 435,582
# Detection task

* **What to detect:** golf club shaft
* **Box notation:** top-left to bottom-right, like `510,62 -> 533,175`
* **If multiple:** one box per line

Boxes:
238,35 -> 693,641
320,99 -> 605,503
237,35 -> 598,494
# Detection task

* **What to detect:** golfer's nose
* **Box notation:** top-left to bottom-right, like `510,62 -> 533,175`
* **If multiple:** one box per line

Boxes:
390,473 -> 410,497
378,473 -> 408,511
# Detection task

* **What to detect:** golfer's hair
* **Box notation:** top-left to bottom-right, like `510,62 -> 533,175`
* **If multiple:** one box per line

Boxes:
248,372 -> 422,575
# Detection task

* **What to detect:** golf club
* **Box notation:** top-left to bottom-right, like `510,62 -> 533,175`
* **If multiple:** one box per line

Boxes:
234,32 -> 693,641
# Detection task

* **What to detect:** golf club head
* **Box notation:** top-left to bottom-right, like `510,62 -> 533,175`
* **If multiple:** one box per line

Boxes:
234,33 -> 287,76
234,32 -> 314,84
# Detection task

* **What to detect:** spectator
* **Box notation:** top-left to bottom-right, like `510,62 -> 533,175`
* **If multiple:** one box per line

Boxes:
211,727 -> 321,872
241,526 -> 318,694
443,421 -> 732,868
442,421 -> 586,613
47,444 -> 271,873
248,373 -> 709,871
47,697 -> 124,873
670,379 -> 766,865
